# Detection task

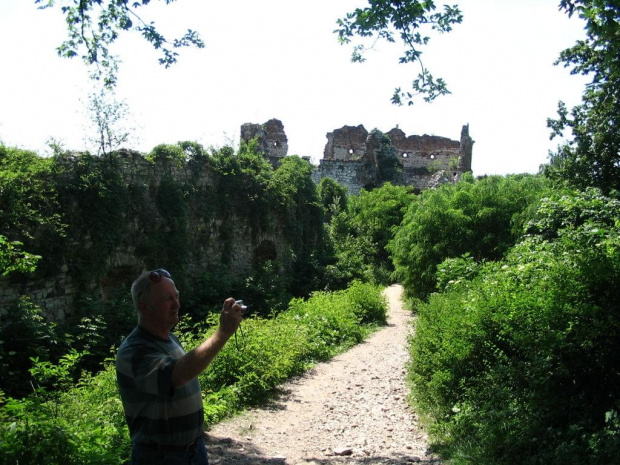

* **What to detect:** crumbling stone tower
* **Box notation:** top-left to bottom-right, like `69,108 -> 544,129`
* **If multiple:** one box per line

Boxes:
240,118 -> 289,168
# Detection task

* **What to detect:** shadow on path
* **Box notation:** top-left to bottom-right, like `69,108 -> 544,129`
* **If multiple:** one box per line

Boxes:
207,434 -> 440,465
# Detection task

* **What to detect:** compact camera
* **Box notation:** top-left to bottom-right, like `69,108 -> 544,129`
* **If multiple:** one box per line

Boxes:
235,300 -> 248,312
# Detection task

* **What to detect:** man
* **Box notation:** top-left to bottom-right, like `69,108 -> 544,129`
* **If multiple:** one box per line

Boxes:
116,268 -> 243,464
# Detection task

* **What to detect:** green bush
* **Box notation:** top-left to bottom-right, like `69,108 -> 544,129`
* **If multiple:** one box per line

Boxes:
0,146 -> 64,278
0,358 -> 128,465
0,297 -> 61,398
327,182 -> 414,287
317,176 -> 348,223
343,279 -> 387,324
270,156 -> 331,297
0,146 -> 63,241
389,174 -> 549,300
146,143 -> 187,166
199,314 -> 313,413
0,236 -> 40,276
179,140 -> 209,161
67,288 -> 137,374
239,260 -> 292,315
409,188 -> 620,464
435,253 -> 482,294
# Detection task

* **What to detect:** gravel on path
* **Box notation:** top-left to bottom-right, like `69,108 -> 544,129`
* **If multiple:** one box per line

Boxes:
205,284 -> 441,465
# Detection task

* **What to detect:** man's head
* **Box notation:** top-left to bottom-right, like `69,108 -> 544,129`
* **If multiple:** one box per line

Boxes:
131,269 -> 180,336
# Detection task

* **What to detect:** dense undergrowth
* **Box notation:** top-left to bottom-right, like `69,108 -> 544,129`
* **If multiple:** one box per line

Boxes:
389,173 -> 550,300
0,280 -> 386,464
406,188 -> 620,464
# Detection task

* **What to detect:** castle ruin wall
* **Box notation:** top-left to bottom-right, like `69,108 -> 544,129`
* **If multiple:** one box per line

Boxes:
0,151 -> 290,321
323,125 -> 370,162
240,118 -> 288,167
315,123 -> 473,192
241,118 -> 474,193
311,159 -> 375,196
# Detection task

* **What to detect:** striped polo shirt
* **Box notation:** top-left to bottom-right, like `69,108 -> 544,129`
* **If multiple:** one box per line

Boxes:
116,325 -> 204,446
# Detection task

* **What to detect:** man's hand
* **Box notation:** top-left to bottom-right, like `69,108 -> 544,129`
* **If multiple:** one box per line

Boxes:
172,297 -> 243,387
219,297 -> 243,337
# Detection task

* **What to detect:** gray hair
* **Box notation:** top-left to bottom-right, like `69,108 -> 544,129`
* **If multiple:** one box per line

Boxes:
131,271 -> 153,313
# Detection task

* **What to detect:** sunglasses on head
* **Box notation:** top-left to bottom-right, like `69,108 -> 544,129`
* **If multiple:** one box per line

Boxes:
148,268 -> 172,282
138,269 -> 172,300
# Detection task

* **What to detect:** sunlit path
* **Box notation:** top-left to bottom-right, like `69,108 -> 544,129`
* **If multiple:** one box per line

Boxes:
206,284 -> 440,464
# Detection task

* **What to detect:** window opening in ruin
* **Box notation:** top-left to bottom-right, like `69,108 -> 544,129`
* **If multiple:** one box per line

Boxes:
402,153 -> 408,158
273,141 -> 280,147
430,154 -> 435,159
349,149 -> 354,154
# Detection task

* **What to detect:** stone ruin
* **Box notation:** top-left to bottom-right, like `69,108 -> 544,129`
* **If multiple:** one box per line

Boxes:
240,119 -> 289,168
0,122 -> 472,321
241,119 -> 474,195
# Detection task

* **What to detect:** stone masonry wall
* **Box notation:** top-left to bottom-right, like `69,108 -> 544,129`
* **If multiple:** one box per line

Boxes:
323,125 -> 371,162
0,265 -> 76,321
316,123 -> 473,193
0,150 -> 290,321
310,159 -> 375,196
240,118 -> 289,168
386,129 -> 460,169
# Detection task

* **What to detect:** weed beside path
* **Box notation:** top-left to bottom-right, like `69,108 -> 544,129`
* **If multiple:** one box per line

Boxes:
206,284 -> 441,465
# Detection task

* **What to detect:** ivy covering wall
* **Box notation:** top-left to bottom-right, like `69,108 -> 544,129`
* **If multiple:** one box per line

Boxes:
1,141 -> 333,316
0,142 -> 335,396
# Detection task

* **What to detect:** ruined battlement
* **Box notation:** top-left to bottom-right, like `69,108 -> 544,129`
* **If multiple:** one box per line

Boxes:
240,119 -> 289,168
241,119 -> 474,195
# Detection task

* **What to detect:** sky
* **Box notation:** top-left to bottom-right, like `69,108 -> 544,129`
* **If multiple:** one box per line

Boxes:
0,0 -> 590,176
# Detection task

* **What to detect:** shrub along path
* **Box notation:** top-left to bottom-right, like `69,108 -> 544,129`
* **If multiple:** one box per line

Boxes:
206,284 -> 441,464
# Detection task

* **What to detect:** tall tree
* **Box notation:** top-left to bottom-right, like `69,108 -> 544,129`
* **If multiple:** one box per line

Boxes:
546,0 -> 620,193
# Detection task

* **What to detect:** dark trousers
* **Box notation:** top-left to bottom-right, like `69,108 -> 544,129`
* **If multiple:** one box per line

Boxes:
131,436 -> 209,465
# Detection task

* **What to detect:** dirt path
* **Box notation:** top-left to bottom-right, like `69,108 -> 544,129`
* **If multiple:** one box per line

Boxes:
206,284 -> 441,464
